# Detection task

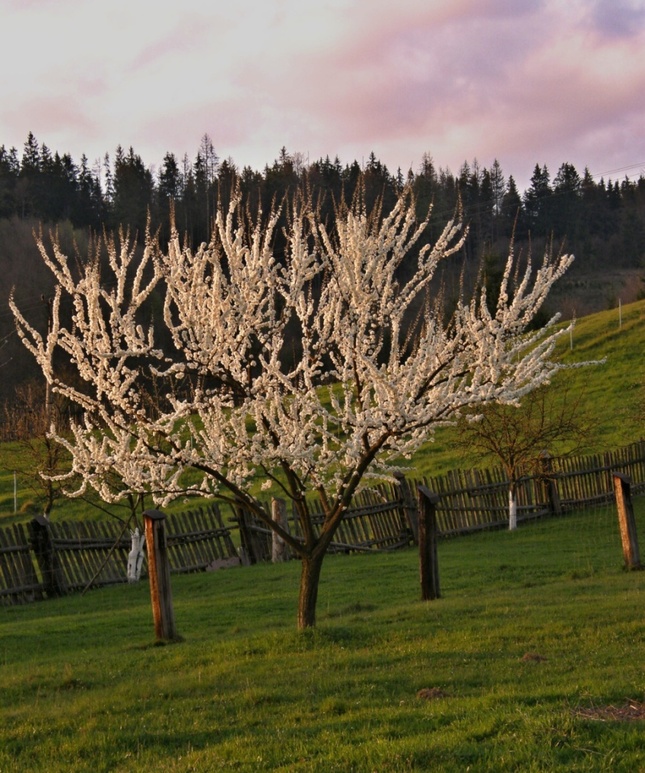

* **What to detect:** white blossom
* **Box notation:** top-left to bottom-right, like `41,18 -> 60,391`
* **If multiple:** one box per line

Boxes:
12,186 -> 575,549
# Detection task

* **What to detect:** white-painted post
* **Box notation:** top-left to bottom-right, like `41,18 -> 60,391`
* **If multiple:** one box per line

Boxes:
127,528 -> 146,582
13,472 -> 17,513
509,487 -> 518,531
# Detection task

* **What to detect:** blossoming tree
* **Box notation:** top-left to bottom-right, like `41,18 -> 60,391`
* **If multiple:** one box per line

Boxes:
11,186 -> 573,628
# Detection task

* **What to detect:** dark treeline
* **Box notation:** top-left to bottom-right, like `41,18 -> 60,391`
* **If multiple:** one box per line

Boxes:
1,131 -> 644,404
2,131 -> 645,271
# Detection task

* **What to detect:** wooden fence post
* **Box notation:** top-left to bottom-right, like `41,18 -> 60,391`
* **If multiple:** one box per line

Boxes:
417,486 -> 441,600
538,451 -> 561,515
29,516 -> 66,597
235,504 -> 260,564
395,472 -> 419,543
143,510 -> 180,642
613,473 -> 641,570
271,498 -> 290,563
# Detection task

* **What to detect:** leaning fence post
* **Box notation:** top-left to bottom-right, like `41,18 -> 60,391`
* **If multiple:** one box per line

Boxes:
235,503 -> 258,564
143,510 -> 180,641
395,472 -> 419,543
538,451 -> 561,515
271,497 -> 290,563
613,473 -> 641,570
417,486 -> 441,600
29,515 -> 66,597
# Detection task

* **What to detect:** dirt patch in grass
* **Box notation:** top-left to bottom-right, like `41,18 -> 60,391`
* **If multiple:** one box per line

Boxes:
521,652 -> 547,662
417,687 -> 450,700
575,700 -> 645,722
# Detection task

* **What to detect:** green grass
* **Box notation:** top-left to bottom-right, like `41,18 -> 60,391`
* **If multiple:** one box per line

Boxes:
553,299 -> 645,447
2,499 -> 645,771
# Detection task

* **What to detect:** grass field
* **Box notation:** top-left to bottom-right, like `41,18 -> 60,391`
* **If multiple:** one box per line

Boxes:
2,498 -> 645,771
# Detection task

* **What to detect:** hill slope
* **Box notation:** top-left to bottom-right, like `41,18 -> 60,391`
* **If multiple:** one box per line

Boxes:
410,299 -> 645,479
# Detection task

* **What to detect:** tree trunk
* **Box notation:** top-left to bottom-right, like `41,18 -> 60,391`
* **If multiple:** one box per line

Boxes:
297,549 -> 326,629
508,484 -> 517,531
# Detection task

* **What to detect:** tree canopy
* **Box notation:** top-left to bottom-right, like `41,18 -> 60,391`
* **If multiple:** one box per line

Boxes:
12,184 -> 576,627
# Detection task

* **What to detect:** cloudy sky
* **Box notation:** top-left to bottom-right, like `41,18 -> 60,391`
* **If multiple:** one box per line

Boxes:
2,0 -> 645,191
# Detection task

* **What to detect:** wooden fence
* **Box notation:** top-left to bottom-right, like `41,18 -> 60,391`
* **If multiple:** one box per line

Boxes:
235,440 -> 645,561
422,441 -> 645,536
2,440 -> 644,604
0,505 -> 238,606
234,482 -> 412,564
0,522 -> 43,605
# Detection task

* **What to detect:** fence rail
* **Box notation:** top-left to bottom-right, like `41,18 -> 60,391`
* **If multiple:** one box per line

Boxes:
1,440 -> 644,605
234,482 -> 412,564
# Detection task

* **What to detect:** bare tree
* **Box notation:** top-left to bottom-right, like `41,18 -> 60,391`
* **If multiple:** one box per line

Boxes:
0,381 -> 69,515
11,185 -> 577,628
457,383 -> 591,529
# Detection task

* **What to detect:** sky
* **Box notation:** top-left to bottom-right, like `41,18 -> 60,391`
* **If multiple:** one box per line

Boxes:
2,0 -> 645,192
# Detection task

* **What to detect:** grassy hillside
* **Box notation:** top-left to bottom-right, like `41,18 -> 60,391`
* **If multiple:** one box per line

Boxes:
1,500 -> 644,771
554,299 -> 644,446
409,299 -> 645,480
0,300 -> 643,521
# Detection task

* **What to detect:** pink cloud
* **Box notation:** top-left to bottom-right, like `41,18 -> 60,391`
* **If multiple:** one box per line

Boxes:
129,13 -> 222,73
248,1 -> 543,152
3,95 -> 99,151
123,0 -> 645,185
2,0 -> 643,192
248,0 -> 645,180
135,96 -> 258,164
